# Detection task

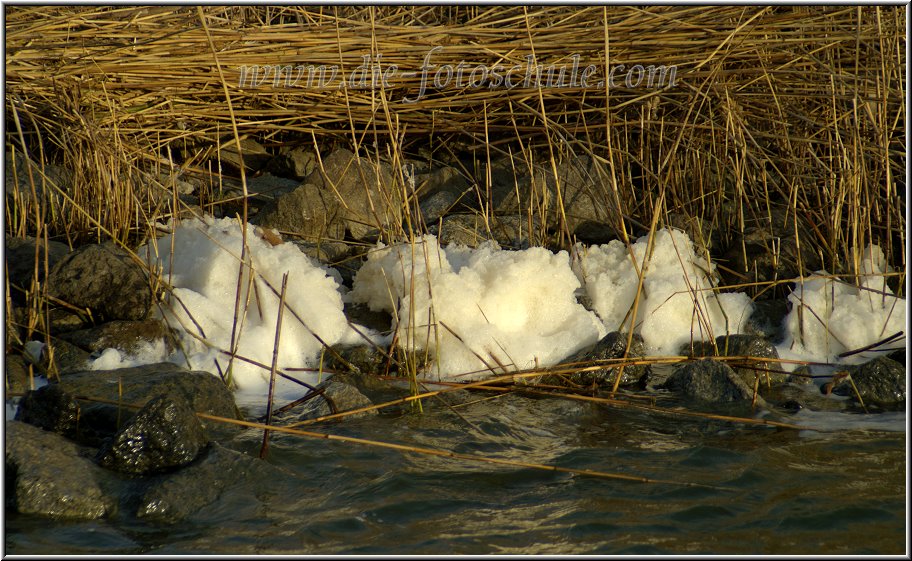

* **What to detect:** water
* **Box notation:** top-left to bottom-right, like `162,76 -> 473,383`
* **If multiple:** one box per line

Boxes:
4,390 -> 907,555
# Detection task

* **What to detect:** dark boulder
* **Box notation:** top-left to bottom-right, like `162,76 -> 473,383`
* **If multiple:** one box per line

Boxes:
722,207 -> 822,287
5,354 -> 31,394
96,393 -> 210,475
136,442 -> 290,523
5,421 -> 115,519
57,319 -> 174,357
15,363 -> 240,445
46,242 -> 152,321
681,334 -> 788,390
251,181 -> 346,242
560,331 -> 651,389
303,148 -> 403,241
14,384 -> 102,444
5,234 -> 71,306
662,358 -> 766,406
831,356 -> 905,408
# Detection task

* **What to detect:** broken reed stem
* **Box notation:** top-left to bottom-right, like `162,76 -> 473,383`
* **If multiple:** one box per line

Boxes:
260,272 -> 289,459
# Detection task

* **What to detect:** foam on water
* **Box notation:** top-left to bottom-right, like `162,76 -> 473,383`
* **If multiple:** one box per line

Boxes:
64,216 -> 903,400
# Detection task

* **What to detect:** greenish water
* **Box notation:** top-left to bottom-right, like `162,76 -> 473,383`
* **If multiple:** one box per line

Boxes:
4,391 -> 907,555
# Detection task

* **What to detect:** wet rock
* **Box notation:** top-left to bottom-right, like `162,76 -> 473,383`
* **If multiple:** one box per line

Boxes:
560,331 -> 650,388
325,344 -> 392,376
47,242 -> 153,321
217,137 -> 272,173
5,234 -> 71,305
5,354 -> 31,394
745,298 -> 790,341
41,337 -> 92,375
57,319 -> 173,357
96,393 -> 209,475
681,334 -> 788,389
5,421 -> 115,519
14,384 -> 96,443
662,358 -> 766,405
722,207 -> 822,287
275,375 -> 375,424
251,181 -> 346,242
266,145 -> 318,179
304,148 -> 403,241
137,442 -> 287,523
52,363 -> 239,440
831,356 -> 906,408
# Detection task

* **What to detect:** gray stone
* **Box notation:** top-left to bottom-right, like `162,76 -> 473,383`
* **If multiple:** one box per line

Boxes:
41,337 -> 92,376
5,421 -> 115,519
561,331 -> 651,388
5,354 -> 31,394
137,442 -> 286,523
831,356 -> 906,407
266,145 -> 318,179
217,137 -> 272,172
431,213 -> 542,249
58,319 -> 173,356
5,234 -> 71,305
14,384 -> 91,442
47,242 -> 152,321
304,148 -> 404,241
663,358 -> 766,405
96,393 -> 209,475
246,172 -> 302,202
723,207 -> 823,286
681,334 -> 788,390
251,181 -> 346,242
274,375 -> 375,424
53,363 -> 240,438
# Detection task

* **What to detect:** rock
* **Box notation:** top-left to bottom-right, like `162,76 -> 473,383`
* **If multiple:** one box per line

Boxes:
247,172 -> 302,203
722,207 -> 823,287
96,393 -> 210,475
552,155 -> 620,243
304,148 -> 403,241
217,137 -> 272,173
273,375 -> 375,424
5,421 -> 115,519
57,319 -> 173,357
681,334 -> 788,389
662,358 -> 766,405
136,442 -> 287,523
831,356 -> 906,408
667,213 -> 714,252
292,240 -> 351,266
46,242 -> 152,321
41,337 -> 92,376
5,151 -> 73,201
48,363 -> 239,442
431,213 -> 542,249
416,165 -> 472,223
5,354 -> 31,394
560,331 -> 650,388
251,181 -> 346,242
5,234 -> 71,305
14,384 -> 93,442
745,298 -> 790,341
266,145 -> 318,179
